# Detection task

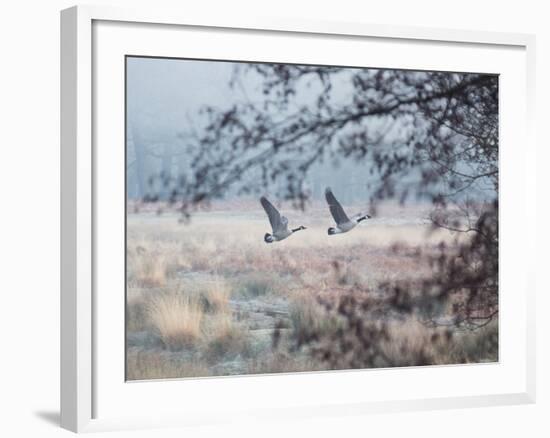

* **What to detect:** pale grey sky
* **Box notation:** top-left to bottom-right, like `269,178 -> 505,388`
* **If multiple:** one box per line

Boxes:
126,57 -> 494,203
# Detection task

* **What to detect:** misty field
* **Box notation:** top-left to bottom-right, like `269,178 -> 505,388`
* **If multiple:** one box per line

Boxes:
126,201 -> 498,380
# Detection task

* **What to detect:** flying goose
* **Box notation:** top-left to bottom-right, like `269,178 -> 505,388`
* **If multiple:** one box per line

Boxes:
260,196 -> 306,243
325,187 -> 371,235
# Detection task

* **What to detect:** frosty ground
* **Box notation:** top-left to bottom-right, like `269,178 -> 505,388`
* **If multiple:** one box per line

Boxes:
126,201 -> 498,380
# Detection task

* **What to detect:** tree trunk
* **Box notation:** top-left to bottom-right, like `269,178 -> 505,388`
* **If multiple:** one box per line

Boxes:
160,143 -> 173,199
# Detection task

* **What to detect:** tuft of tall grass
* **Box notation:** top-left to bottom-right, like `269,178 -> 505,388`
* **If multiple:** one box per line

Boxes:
146,290 -> 203,351
378,318 -> 447,367
200,279 -> 232,313
127,241 -> 168,288
203,312 -> 248,361
289,293 -> 342,342
381,318 -> 498,366
128,238 -> 197,287
136,255 -> 168,287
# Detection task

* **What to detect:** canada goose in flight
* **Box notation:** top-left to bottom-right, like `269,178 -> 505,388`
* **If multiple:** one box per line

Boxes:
325,187 -> 371,235
260,196 -> 307,243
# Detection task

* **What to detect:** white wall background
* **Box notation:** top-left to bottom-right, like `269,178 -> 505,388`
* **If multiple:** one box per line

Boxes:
0,1 -> 546,437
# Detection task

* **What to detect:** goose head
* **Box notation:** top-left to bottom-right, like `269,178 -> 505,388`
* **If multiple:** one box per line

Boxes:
327,227 -> 337,235
264,233 -> 274,243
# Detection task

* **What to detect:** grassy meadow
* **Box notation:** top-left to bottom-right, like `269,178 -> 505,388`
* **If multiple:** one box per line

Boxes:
126,201 -> 498,380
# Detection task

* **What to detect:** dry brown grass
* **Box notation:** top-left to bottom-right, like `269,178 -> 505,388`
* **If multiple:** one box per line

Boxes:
379,318 -> 453,366
368,317 -> 497,367
126,208 -> 487,379
146,290 -> 204,350
289,292 -> 342,341
127,350 -> 210,380
247,351 -> 329,374
131,253 -> 168,287
126,211 -> 458,287
127,233 -> 196,288
201,279 -> 232,313
126,289 -> 149,332
203,312 -> 248,360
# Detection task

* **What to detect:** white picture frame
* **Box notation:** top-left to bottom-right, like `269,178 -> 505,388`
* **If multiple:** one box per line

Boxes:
60,4 -> 536,433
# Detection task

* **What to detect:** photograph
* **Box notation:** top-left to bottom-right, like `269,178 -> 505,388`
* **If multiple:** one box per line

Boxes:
125,56 -> 499,380
0,0 -> 543,435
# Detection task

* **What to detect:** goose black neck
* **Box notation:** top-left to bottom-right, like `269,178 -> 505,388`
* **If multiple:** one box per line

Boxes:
357,215 -> 371,223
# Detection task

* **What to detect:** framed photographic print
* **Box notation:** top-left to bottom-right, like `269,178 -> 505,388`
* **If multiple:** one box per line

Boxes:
61,5 -> 536,433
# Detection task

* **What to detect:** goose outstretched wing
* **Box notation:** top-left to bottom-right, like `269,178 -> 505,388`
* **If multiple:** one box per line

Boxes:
325,188 -> 350,225
260,197 -> 288,232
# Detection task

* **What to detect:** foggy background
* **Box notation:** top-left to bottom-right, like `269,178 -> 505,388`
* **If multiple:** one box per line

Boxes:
126,57 -> 494,206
